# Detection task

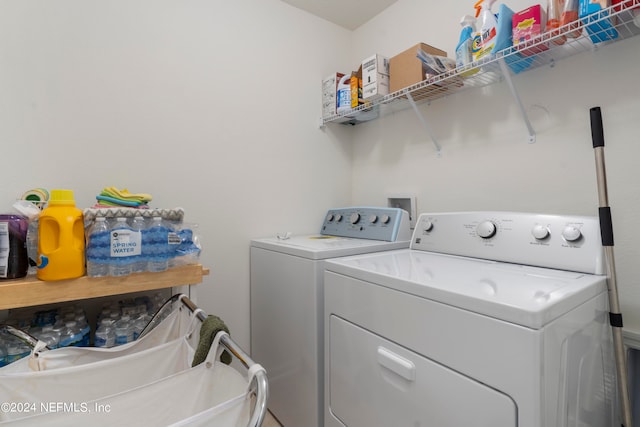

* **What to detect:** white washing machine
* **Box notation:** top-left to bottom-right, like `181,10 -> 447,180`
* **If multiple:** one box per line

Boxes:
250,207 -> 411,427
324,211 -> 618,427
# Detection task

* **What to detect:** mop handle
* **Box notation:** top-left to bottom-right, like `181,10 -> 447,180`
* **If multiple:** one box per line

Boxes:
590,106 -> 615,247
590,106 -> 632,427
591,106 -> 605,148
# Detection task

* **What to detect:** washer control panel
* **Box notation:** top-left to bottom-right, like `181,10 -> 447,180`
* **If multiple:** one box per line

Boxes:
321,207 -> 411,242
411,211 -> 604,274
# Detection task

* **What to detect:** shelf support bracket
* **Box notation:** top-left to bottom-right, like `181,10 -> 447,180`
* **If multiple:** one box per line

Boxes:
498,58 -> 536,143
405,90 -> 442,156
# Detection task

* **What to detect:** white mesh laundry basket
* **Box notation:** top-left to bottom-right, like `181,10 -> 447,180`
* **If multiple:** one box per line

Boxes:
0,295 -> 268,427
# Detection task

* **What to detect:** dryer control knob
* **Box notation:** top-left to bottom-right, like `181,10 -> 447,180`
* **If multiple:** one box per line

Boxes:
476,221 -> 497,239
326,214 -> 334,222
562,226 -> 582,242
423,220 -> 434,232
335,214 -> 343,222
350,213 -> 361,224
368,215 -> 378,224
531,224 -> 550,240
381,215 -> 391,224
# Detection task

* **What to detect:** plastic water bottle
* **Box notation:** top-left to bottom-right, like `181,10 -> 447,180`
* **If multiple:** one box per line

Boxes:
109,311 -> 120,324
6,342 -> 29,364
86,217 -> 110,277
114,315 -> 133,346
75,314 -> 90,347
131,215 -> 147,273
59,321 -> 83,347
35,325 -> 60,349
146,217 -> 168,272
110,218 -> 133,277
132,313 -> 151,340
94,318 -> 116,348
0,340 -> 7,367
51,322 -> 65,344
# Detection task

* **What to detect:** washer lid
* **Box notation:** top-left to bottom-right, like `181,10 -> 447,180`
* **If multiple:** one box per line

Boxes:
325,249 -> 607,329
250,235 -> 409,260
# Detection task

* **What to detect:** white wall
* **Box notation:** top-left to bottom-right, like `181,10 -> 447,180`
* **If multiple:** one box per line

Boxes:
0,0 -> 354,349
349,1 -> 640,330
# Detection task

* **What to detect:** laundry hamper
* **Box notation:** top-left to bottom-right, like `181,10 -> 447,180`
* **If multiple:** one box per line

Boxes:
0,295 -> 268,427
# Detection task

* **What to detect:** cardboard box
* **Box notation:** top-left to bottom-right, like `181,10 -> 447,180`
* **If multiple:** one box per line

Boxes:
322,72 -> 344,117
362,54 -> 389,101
389,43 -> 449,100
350,65 -> 363,109
513,5 -> 549,56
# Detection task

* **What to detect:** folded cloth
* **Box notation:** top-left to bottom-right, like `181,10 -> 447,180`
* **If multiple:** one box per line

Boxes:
192,315 -> 232,367
100,187 -> 153,204
90,203 -> 150,209
96,195 -> 146,207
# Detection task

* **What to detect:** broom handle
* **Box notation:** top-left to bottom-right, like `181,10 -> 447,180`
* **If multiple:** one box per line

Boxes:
590,106 -> 633,427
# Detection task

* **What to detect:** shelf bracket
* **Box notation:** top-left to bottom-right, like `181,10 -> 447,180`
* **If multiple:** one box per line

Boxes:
405,90 -> 442,156
498,58 -> 536,143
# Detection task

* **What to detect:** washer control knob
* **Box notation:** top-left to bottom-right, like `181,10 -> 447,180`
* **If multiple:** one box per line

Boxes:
326,214 -> 334,222
531,224 -> 550,240
476,221 -> 497,239
350,213 -> 361,224
562,225 -> 582,242
335,214 -> 343,222
423,220 -> 434,232
381,215 -> 391,224
368,215 -> 378,224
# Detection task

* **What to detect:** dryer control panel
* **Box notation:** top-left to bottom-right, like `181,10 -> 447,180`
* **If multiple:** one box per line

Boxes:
321,207 -> 411,242
411,211 -> 605,274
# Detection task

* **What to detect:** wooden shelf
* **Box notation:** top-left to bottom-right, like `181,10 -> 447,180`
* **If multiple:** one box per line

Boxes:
0,264 -> 210,310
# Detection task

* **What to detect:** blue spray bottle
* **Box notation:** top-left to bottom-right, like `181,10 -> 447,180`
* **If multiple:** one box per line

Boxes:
455,15 -> 478,76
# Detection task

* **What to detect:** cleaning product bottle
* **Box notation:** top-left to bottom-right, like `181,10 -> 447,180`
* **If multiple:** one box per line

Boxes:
561,0 -> 581,38
456,15 -> 478,76
0,214 -> 29,279
547,0 -> 566,45
472,0 -> 499,62
37,189 -> 85,281
336,74 -> 352,115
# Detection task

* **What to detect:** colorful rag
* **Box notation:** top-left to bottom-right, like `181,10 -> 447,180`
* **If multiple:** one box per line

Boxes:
97,187 -> 152,207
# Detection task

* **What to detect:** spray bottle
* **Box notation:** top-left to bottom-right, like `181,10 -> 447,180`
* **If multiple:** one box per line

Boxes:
472,0 -> 499,62
547,0 -> 566,45
560,0 -> 581,38
456,15 -> 478,76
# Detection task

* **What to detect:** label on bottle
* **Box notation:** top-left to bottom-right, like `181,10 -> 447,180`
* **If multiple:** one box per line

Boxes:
110,230 -> 142,257
168,232 -> 181,245
94,335 -> 107,347
471,27 -> 497,61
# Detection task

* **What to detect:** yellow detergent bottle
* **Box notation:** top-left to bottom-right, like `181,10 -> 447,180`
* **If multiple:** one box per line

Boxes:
37,189 -> 85,281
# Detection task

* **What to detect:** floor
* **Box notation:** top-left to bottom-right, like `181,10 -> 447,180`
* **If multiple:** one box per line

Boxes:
262,410 -> 282,426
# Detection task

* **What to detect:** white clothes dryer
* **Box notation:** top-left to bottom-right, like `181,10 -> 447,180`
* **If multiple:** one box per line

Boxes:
324,211 -> 618,427
250,207 -> 411,427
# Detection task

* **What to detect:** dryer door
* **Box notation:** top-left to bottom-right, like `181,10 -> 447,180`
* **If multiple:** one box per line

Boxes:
327,315 -> 517,427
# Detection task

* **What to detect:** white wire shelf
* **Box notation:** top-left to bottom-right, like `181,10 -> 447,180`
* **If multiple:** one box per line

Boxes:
321,2 -> 640,128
